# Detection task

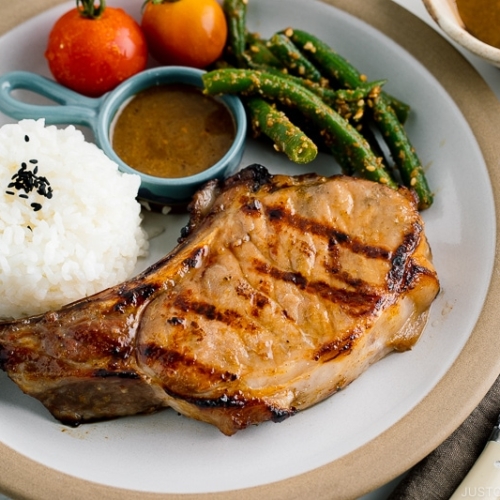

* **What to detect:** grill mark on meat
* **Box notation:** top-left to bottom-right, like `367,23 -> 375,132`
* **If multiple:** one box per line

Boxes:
140,343 -> 239,385
259,204 -> 427,301
252,259 -> 382,316
263,204 -> 392,260
314,331 -> 362,362
161,283 -> 367,365
235,281 -> 271,318
323,265 -> 365,289
173,295 -> 244,325
167,293 -> 265,340
170,267 -> 377,334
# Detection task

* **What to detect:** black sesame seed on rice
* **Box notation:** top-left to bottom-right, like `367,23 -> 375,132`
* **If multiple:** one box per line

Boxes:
6,162 -> 53,211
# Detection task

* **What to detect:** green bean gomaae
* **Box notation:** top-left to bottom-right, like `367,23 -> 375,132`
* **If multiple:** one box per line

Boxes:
246,97 -> 318,164
209,0 -> 433,210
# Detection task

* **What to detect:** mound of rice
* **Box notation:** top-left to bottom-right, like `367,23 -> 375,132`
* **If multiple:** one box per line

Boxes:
0,119 -> 148,319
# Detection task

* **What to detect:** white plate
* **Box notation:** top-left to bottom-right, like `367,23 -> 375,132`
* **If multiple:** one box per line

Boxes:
0,0 -> 496,497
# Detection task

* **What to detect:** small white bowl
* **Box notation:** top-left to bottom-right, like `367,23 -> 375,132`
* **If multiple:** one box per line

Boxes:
422,0 -> 500,67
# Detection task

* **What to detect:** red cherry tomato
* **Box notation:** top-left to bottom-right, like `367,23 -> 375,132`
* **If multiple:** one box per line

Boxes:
141,0 -> 227,69
45,1 -> 148,97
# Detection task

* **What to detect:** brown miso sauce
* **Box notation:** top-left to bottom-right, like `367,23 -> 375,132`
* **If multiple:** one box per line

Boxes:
456,0 -> 500,49
112,84 -> 235,178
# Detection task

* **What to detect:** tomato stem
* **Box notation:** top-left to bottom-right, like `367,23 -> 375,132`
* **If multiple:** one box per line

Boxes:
77,0 -> 106,19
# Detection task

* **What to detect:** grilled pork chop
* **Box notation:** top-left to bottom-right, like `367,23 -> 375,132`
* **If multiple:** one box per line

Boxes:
0,165 -> 439,435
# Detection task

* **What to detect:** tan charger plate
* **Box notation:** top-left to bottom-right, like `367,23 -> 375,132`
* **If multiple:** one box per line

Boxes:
0,0 -> 499,499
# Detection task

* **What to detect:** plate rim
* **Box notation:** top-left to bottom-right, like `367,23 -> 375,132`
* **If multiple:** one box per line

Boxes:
0,0 -> 499,499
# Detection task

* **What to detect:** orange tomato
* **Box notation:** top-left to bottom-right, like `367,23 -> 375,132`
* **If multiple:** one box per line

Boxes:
45,4 -> 148,97
141,0 -> 227,68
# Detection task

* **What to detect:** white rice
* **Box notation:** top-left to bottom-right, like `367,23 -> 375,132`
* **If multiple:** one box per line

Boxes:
0,119 -> 148,319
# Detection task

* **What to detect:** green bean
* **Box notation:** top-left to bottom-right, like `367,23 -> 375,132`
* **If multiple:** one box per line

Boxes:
384,95 -> 411,125
234,64 -> 384,122
265,33 -> 323,82
372,97 -> 433,209
202,69 -> 396,187
210,59 -> 321,162
282,28 -> 410,123
242,37 -> 282,68
246,97 -> 318,164
328,81 -> 384,122
281,28 -> 433,209
223,0 -> 248,66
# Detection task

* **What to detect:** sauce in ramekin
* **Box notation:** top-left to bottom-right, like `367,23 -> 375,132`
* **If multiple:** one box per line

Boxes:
112,84 -> 235,178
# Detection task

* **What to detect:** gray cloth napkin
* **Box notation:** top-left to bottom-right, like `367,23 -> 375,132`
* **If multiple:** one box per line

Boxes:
388,375 -> 500,499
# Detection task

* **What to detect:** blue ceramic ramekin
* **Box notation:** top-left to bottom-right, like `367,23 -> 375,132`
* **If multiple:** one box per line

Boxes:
0,67 -> 247,207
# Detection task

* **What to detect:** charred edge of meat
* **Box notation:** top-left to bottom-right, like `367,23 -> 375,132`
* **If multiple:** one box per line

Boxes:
387,223 -> 424,293
0,346 -> 32,371
270,405 -> 297,423
140,246 -> 206,282
164,387 -> 297,424
226,164 -> 272,193
179,219 -> 198,243
202,164 -> 273,197
182,247 -> 206,271
59,418 -> 82,428
180,165 -> 273,242
179,225 -> 191,243
93,369 -> 140,379
0,345 -> 8,371
113,283 -> 159,313
180,180 -> 220,243
181,392 -> 245,409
